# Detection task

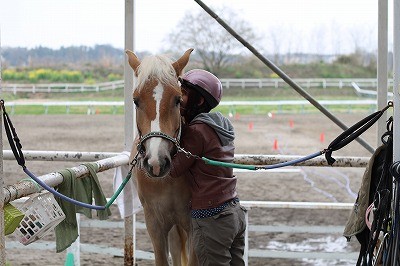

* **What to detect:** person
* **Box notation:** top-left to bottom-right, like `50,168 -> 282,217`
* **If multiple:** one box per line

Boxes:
170,69 -> 247,265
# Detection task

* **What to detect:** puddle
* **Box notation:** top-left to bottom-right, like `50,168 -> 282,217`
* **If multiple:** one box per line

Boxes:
264,236 -> 357,265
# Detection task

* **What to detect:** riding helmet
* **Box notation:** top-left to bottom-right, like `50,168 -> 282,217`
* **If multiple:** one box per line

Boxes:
180,69 -> 222,109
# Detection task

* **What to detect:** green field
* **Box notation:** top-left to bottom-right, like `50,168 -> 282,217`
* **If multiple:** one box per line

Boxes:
0,86 -> 376,115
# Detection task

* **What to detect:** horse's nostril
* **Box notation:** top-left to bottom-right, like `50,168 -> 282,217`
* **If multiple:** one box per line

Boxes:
164,158 -> 171,170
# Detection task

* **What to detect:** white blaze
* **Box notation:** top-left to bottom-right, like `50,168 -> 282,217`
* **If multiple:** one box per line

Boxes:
148,84 -> 164,173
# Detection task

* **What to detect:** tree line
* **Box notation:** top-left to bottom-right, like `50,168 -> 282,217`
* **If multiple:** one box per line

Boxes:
1,45 -> 379,84
1,6 -> 386,83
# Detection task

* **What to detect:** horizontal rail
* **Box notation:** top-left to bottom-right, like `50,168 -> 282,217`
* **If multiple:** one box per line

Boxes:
3,153 -> 130,204
3,99 -> 377,107
3,150 -> 120,162
219,99 -> 376,106
2,81 -> 124,94
3,100 -> 377,115
241,201 -> 353,210
12,196 -> 353,210
3,150 -> 369,167
4,101 -> 125,107
1,78 -> 393,93
234,154 -> 369,168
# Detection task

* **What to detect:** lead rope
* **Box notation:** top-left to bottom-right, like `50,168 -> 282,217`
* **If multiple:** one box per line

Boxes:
178,101 -> 393,170
0,99 -> 137,210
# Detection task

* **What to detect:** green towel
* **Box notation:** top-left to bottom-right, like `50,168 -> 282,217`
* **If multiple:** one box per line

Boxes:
55,163 -> 111,253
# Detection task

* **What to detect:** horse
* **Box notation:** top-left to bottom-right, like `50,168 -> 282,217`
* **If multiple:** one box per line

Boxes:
126,49 -> 196,266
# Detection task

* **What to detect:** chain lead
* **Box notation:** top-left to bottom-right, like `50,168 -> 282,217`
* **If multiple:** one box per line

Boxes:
177,145 -> 202,160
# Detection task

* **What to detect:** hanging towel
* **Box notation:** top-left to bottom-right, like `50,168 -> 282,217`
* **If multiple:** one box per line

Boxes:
113,151 -> 142,217
55,163 -> 111,253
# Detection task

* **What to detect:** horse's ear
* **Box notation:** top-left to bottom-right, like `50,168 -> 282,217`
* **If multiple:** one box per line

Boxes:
126,50 -> 141,76
172,48 -> 194,76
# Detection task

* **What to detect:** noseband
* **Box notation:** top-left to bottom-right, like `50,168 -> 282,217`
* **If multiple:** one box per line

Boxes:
132,118 -> 182,165
138,129 -> 181,152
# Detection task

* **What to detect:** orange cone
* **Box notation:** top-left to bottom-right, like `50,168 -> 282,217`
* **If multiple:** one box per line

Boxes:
248,122 -> 254,131
273,139 -> 278,150
320,132 -> 325,143
289,119 -> 294,128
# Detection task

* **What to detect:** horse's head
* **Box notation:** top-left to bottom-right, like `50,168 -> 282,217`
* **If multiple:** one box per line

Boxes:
126,49 -> 193,178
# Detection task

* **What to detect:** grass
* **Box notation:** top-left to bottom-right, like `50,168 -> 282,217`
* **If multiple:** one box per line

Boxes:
1,86 -> 376,115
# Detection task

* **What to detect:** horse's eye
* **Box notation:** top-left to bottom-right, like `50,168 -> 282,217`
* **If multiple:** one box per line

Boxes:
133,98 -> 139,108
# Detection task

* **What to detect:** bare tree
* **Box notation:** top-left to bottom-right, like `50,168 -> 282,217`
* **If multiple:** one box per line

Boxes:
165,7 -> 258,75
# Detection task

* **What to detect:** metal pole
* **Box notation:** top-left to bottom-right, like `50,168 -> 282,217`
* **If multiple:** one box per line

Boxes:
194,0 -> 375,154
391,0 -> 400,263
377,0 -> 389,145
0,30 -> 6,266
124,0 -> 135,265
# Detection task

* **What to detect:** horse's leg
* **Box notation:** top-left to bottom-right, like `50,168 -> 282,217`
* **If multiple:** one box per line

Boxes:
145,217 -> 170,266
169,225 -> 188,266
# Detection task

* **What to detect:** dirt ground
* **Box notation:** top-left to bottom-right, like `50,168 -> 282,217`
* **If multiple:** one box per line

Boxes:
2,111 -> 385,265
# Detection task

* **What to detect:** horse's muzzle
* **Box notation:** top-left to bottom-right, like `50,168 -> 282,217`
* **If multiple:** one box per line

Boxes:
143,155 -> 171,178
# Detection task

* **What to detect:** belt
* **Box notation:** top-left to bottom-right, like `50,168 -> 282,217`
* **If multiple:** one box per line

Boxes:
191,198 -> 239,219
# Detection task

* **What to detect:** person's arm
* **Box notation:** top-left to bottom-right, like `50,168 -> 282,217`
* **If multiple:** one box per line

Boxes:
170,125 -> 204,178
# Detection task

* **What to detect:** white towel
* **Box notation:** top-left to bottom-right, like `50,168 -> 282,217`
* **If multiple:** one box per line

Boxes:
113,152 -> 142,217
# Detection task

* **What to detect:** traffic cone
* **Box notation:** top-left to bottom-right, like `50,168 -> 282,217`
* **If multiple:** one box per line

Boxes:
235,113 -> 240,120
273,139 -> 278,150
289,119 -> 294,128
320,132 -> 325,143
248,122 -> 254,131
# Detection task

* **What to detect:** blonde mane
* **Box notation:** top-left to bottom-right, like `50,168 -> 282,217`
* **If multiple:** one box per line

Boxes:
136,55 -> 178,90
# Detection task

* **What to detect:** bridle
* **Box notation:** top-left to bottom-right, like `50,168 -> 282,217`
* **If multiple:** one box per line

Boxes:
138,128 -> 182,153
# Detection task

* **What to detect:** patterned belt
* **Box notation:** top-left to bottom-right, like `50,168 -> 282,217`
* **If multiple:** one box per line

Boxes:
191,198 -> 239,219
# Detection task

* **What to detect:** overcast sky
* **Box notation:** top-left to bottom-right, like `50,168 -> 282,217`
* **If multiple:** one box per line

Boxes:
0,0 -> 394,54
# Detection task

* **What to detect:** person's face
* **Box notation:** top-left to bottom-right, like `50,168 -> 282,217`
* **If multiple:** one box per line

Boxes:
180,86 -> 189,115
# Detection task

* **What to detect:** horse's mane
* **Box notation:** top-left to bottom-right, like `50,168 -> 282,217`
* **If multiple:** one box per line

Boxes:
136,55 -> 178,90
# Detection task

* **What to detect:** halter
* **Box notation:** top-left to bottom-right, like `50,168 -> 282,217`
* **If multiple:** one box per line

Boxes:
137,129 -> 181,152
133,114 -> 183,166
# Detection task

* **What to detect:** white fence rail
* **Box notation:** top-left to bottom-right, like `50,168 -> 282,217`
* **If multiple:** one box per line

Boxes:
3,99 -> 378,115
2,80 -> 124,94
1,78 -> 393,94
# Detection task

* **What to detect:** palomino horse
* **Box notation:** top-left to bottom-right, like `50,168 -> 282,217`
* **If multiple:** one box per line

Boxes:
126,49 -> 196,266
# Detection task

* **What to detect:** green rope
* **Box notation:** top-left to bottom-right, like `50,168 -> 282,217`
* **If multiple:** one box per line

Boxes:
202,157 -> 257,170
105,170 -> 132,209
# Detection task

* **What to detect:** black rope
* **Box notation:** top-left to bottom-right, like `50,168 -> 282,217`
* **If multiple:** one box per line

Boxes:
1,100 -> 26,168
325,102 -> 392,165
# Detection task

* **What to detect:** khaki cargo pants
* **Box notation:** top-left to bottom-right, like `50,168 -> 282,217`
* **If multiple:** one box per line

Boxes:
191,200 -> 247,265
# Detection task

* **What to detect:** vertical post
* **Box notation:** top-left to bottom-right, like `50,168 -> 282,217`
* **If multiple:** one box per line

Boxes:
124,0 -> 135,265
391,0 -> 400,262
377,0 -> 389,145
244,211 -> 249,266
0,30 -> 6,265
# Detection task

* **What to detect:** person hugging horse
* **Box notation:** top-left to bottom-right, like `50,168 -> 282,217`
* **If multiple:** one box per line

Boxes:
170,69 -> 247,266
